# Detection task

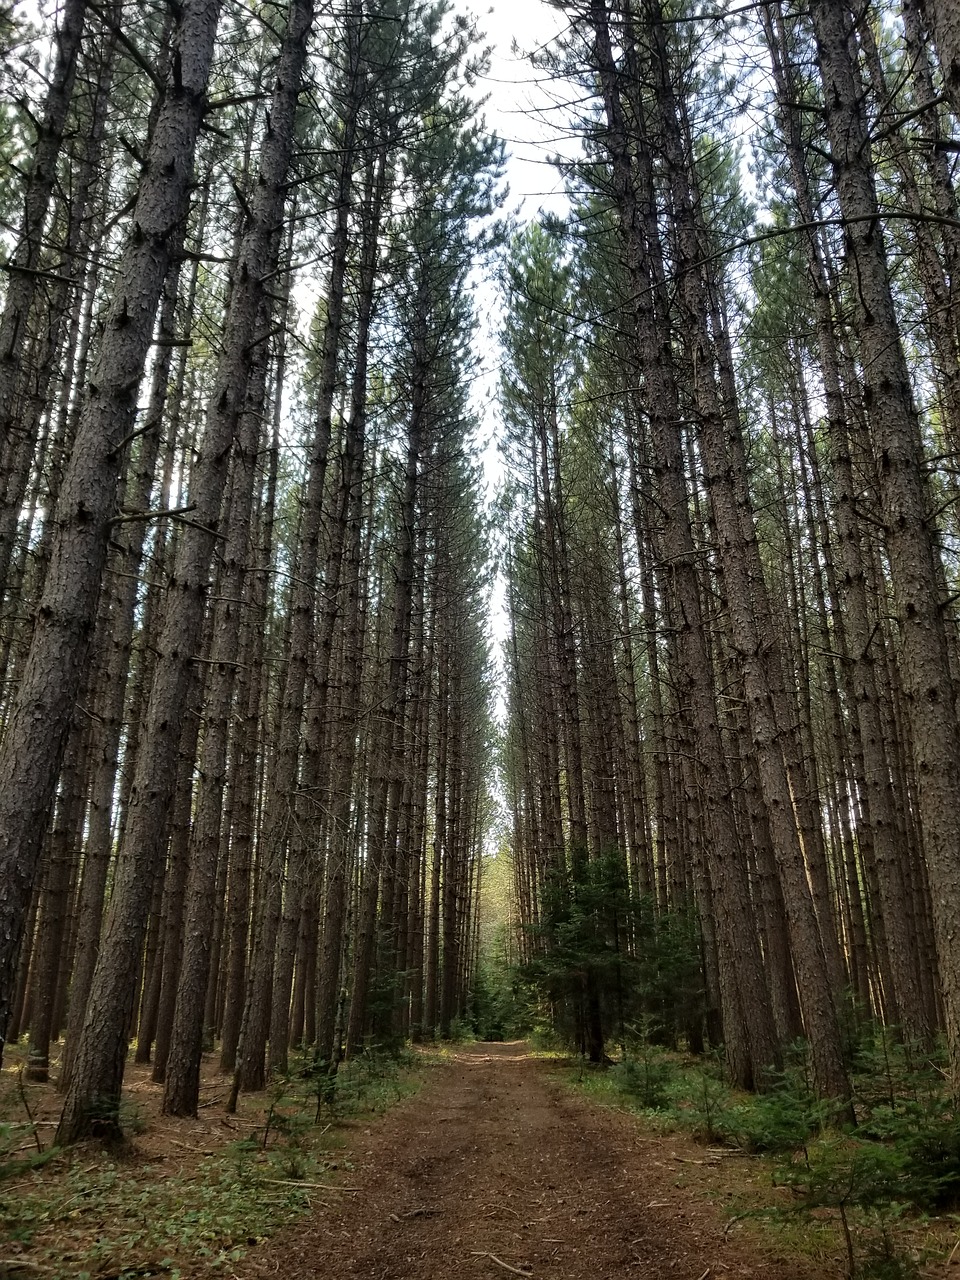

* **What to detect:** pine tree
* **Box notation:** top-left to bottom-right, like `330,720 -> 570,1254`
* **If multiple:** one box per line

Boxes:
0,0 -> 223,1067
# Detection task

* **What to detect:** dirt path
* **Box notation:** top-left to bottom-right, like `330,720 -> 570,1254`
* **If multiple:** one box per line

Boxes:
225,1042 -> 829,1280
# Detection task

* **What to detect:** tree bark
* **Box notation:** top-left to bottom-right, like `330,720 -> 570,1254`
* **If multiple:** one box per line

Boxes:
810,0 -> 960,1087
56,0 -> 312,1138
0,0 -> 222,1068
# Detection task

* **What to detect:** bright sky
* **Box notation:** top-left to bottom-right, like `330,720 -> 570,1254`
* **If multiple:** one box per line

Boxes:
466,0 -> 579,686
465,0 -> 576,463
478,0 -> 572,216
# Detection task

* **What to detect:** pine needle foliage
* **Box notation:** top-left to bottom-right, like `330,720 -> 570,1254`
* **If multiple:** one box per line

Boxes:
517,852 -> 708,1059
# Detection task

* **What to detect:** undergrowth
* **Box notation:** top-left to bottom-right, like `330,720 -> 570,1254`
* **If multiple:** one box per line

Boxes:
0,1047 -> 425,1280
565,1026 -> 960,1279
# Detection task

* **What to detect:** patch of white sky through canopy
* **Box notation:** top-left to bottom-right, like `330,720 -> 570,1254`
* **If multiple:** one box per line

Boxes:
467,0 -> 579,708
477,0 -> 575,216
470,0 -> 580,348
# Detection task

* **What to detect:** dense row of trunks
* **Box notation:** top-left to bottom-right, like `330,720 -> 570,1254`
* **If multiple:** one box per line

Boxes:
501,0 -> 960,1100
0,0 -> 499,1140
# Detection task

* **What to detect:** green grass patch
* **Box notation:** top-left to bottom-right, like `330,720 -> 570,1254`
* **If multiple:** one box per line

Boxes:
558,1030 -> 960,1278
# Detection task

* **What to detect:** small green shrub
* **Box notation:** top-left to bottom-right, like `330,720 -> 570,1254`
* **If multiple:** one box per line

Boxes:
776,1138 -> 929,1278
854,1095 -> 960,1211
726,1092 -> 814,1153
560,1017 -> 957,1278
723,1059 -> 836,1154
614,1053 -> 676,1110
446,1016 -> 476,1043
854,1221 -> 921,1280
681,1065 -> 734,1144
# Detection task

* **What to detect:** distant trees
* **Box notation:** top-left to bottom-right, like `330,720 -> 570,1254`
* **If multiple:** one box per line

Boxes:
500,0 -> 960,1099
4,0 -> 959,1137
0,0 -> 501,1140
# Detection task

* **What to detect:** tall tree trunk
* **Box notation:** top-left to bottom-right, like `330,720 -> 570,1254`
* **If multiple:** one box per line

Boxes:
809,0 -> 960,1087
923,0 -> 960,115
761,0 -> 932,1044
56,0 -> 312,1139
0,0 -> 222,1067
162,319 -> 273,1114
0,0 -> 88,595
586,0 -> 781,1089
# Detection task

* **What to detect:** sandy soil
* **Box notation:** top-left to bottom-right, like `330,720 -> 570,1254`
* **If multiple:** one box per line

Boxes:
222,1042 -> 831,1280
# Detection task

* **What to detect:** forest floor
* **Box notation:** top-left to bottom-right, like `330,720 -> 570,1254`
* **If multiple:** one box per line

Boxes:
205,1041 -> 841,1280
3,1041 -> 959,1279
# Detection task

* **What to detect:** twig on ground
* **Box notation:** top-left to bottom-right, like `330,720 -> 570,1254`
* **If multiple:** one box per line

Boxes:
723,1212 -> 751,1237
15,1065 -> 43,1155
261,1179 -> 358,1191
471,1251 -> 533,1276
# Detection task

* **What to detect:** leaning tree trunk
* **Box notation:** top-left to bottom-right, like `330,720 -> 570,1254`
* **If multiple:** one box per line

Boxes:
57,243 -> 196,1090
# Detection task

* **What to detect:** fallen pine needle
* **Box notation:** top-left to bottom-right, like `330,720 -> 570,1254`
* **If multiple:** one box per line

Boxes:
471,1251 -> 533,1276
262,1179 -> 358,1191
723,1208 -> 754,1237
696,1270 -> 712,1280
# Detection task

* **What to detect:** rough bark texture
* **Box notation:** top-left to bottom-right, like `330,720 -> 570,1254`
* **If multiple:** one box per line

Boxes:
56,0 -> 316,1139
0,0 -> 87,590
924,0 -> 960,116
0,0 -> 222,1066
810,0 -> 960,1090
